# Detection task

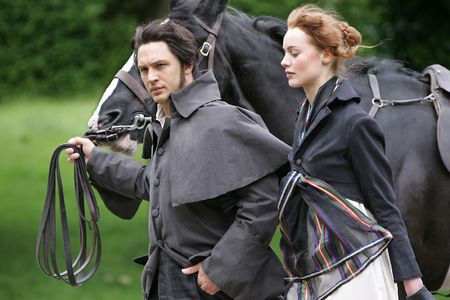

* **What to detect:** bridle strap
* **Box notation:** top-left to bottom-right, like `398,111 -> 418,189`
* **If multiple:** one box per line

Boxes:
194,12 -> 224,69
115,69 -> 150,105
36,144 -> 101,286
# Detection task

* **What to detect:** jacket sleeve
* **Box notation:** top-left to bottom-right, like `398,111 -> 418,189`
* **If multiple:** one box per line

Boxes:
86,147 -> 149,219
202,173 -> 285,300
347,115 -> 422,282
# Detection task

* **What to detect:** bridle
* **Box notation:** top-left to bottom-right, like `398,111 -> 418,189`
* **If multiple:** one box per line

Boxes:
194,12 -> 224,70
84,71 -> 152,143
36,144 -> 101,286
86,13 -> 225,143
84,114 -> 151,143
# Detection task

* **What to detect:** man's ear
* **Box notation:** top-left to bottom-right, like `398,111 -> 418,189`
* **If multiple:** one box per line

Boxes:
185,63 -> 194,76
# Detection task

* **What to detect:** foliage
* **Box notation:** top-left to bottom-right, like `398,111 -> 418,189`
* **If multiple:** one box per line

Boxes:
376,0 -> 450,70
0,0 -> 152,98
0,0 -> 149,98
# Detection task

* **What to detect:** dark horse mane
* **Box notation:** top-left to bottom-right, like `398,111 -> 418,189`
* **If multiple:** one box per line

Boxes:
346,57 -> 427,82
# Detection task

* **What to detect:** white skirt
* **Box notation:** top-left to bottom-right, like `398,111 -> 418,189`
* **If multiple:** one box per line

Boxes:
287,200 -> 398,300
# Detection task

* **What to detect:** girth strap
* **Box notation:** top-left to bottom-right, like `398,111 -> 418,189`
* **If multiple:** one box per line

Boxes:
368,74 -> 381,117
36,144 -> 101,286
115,69 -> 150,106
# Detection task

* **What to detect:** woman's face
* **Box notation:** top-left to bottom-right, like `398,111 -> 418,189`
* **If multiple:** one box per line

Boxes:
281,28 -> 327,90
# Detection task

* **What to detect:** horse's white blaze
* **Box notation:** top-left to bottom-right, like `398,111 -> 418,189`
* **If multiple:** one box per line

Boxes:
88,53 -> 135,128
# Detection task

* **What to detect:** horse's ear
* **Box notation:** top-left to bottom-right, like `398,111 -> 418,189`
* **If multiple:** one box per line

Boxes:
213,0 -> 228,14
195,0 -> 228,21
254,17 -> 287,46
170,0 -> 228,21
169,0 -> 197,13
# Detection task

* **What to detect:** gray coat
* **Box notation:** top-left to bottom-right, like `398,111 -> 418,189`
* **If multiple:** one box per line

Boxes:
87,71 -> 291,299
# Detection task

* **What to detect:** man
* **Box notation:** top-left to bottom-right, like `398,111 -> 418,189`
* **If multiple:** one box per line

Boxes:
66,20 -> 290,299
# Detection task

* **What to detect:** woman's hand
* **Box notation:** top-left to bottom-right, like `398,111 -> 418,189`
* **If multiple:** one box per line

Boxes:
404,278 -> 434,300
65,137 -> 96,163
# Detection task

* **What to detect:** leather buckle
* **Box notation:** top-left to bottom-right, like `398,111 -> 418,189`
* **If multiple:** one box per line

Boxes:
199,42 -> 212,56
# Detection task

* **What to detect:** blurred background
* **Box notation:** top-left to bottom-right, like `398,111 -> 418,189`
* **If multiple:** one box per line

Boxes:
1,0 -> 449,299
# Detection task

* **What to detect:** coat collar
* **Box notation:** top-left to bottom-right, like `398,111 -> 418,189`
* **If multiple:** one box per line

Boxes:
327,78 -> 361,105
169,70 -> 221,118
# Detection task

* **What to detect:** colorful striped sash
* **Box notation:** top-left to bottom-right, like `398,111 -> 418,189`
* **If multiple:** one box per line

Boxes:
278,170 -> 392,300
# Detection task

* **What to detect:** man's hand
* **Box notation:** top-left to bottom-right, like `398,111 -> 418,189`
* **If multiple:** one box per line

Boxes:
65,137 -> 96,163
182,262 -> 220,295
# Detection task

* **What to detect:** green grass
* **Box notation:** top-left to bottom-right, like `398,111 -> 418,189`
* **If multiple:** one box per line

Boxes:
0,96 -> 448,299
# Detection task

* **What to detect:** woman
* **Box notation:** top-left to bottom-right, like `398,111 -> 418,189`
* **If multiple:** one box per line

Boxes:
278,4 -> 433,300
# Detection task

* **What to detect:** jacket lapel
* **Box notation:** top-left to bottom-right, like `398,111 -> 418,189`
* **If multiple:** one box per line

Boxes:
294,106 -> 331,152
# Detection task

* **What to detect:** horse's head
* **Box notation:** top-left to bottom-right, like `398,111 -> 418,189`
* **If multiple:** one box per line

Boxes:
90,0 -> 302,153
88,54 -> 154,153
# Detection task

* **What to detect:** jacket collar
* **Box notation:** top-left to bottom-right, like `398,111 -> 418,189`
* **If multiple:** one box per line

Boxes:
327,78 -> 361,105
169,70 -> 221,118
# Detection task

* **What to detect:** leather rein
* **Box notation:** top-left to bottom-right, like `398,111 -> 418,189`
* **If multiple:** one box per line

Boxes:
36,144 -> 101,286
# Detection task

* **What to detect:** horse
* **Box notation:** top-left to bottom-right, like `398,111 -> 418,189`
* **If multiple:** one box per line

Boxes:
87,0 -> 450,293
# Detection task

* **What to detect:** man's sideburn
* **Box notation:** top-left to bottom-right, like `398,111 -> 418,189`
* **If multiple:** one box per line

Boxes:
178,64 -> 188,89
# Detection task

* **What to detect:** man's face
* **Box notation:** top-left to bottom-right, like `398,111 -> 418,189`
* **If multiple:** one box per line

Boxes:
137,41 -> 191,106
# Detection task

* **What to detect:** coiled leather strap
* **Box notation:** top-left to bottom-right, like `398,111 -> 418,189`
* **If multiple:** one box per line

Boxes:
36,144 -> 101,286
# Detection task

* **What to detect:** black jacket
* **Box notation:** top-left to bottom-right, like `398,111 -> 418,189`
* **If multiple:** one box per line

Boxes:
288,77 -> 422,282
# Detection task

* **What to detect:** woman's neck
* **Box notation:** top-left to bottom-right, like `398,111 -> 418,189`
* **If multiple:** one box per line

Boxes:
304,72 -> 336,104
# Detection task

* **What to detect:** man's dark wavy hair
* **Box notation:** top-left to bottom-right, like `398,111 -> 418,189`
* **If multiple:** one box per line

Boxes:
131,19 -> 198,76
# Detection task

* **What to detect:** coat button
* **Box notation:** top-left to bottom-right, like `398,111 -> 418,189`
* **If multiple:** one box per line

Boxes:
157,147 -> 164,156
151,208 -> 159,217
295,158 -> 302,166
154,178 -> 160,186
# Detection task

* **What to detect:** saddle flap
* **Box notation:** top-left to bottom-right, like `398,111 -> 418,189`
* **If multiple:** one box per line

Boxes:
437,104 -> 450,173
423,64 -> 450,93
423,64 -> 450,173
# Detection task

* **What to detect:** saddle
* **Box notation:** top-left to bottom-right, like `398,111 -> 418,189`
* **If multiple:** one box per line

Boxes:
422,65 -> 450,173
